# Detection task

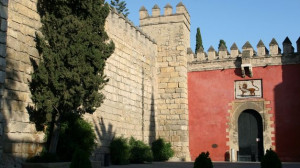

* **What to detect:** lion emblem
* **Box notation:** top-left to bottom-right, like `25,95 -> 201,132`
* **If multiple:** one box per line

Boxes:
239,80 -> 259,96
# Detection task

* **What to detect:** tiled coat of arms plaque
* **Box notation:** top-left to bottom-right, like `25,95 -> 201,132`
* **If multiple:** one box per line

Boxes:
235,80 -> 262,99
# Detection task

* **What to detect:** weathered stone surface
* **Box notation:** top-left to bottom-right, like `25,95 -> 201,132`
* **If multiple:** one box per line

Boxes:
82,9 -> 158,165
0,1 -> 199,166
140,4 -> 190,161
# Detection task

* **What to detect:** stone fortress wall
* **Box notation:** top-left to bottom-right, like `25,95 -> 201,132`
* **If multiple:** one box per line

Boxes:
0,0 -> 44,167
0,1 -> 160,167
0,0 -> 194,165
84,8 -> 158,162
188,38 -> 300,72
139,3 -> 191,161
1,0 -> 299,166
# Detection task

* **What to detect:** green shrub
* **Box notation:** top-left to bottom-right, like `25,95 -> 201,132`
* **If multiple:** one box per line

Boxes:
57,114 -> 96,161
194,152 -> 213,168
110,137 -> 130,165
129,137 -> 153,163
27,114 -> 96,163
70,148 -> 92,168
151,138 -> 174,161
261,149 -> 282,168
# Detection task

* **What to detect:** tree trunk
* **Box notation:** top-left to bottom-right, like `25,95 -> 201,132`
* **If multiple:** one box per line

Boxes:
49,114 -> 60,154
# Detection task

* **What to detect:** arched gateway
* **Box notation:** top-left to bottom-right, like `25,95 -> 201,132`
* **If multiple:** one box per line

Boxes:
227,100 -> 275,162
238,109 -> 264,161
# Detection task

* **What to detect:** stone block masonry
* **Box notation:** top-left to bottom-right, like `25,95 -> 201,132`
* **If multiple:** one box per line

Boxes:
84,9 -> 158,164
3,0 -> 300,165
139,3 -> 191,161
1,1 -> 158,167
0,1 -> 191,167
0,0 -> 44,168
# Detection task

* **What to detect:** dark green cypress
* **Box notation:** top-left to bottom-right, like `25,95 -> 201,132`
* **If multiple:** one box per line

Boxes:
195,27 -> 203,53
30,0 -> 114,153
218,39 -> 227,49
110,0 -> 129,17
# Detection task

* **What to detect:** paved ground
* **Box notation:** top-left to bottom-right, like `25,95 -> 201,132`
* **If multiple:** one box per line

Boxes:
109,162 -> 300,168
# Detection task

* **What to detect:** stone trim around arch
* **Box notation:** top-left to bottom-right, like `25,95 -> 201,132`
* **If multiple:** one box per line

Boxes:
226,99 -> 275,162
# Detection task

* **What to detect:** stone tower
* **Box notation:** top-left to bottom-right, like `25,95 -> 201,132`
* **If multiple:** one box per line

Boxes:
139,2 -> 191,161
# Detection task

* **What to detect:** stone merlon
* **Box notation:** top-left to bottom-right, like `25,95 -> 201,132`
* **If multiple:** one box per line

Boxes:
139,3 -> 190,31
283,37 -> 294,54
269,38 -> 279,46
139,6 -> 149,19
257,40 -> 265,47
219,44 -> 227,51
110,7 -> 156,44
189,37 -> 300,65
230,43 -> 238,50
242,41 -> 253,49
152,4 -> 161,17
283,37 -> 292,44
164,3 -> 173,15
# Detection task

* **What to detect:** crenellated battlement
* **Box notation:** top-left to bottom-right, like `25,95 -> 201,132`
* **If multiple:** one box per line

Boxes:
107,7 -> 156,46
139,3 -> 190,31
2,1 -> 300,165
139,2 -> 191,161
188,37 -> 300,73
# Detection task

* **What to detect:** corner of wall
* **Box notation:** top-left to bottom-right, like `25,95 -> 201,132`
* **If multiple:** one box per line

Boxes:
139,3 -> 191,161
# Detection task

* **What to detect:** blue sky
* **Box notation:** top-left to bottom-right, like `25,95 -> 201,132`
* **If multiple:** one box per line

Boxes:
107,0 -> 300,52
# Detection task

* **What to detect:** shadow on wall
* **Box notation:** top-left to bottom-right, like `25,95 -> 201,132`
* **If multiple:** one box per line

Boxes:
234,57 -> 242,77
274,49 -> 300,162
224,151 -> 230,161
1,59 -> 43,167
92,117 -> 115,166
149,93 -> 156,144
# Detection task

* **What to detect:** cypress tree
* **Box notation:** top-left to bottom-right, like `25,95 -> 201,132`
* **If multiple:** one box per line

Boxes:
30,0 -> 115,153
218,39 -> 227,49
195,27 -> 203,53
110,0 -> 129,17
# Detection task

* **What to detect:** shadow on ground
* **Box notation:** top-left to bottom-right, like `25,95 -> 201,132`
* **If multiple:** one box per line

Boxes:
108,162 -> 300,168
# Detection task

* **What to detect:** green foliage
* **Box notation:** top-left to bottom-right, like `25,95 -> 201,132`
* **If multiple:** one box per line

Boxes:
110,0 -> 129,17
195,27 -> 203,53
129,137 -> 153,163
151,138 -> 174,161
26,114 -> 96,162
218,39 -> 227,49
110,137 -> 153,165
30,0 -> 114,153
110,137 -> 130,165
194,152 -> 213,168
70,148 -> 92,168
31,0 -> 115,126
261,149 -> 282,168
57,114 -> 96,161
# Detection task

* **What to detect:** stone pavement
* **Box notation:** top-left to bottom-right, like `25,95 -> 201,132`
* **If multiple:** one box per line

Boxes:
109,162 -> 300,168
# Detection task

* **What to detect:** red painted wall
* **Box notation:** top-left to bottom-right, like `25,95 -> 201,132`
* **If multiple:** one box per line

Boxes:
188,64 -> 300,161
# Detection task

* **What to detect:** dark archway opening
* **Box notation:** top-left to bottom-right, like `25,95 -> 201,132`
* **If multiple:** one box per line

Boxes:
238,109 -> 264,162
